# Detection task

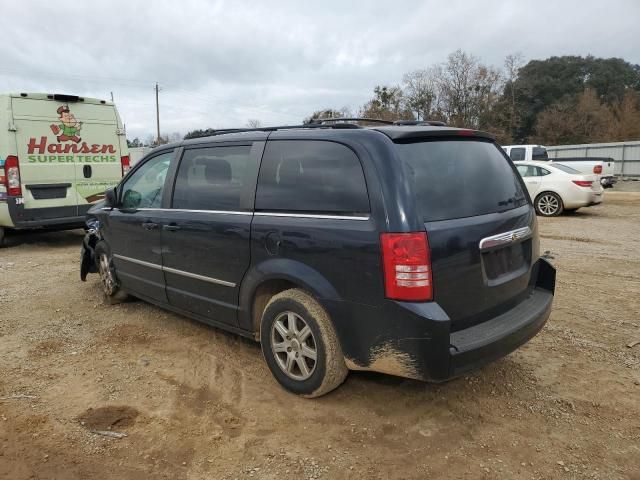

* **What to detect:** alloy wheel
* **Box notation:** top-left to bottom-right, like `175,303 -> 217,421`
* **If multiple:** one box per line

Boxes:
98,253 -> 117,296
538,194 -> 560,216
270,311 -> 318,381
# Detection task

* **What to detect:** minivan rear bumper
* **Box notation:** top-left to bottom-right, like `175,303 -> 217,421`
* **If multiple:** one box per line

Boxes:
330,258 -> 556,382
448,286 -> 553,377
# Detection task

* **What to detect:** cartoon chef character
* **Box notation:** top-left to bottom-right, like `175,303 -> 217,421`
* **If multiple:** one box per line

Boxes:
50,105 -> 82,143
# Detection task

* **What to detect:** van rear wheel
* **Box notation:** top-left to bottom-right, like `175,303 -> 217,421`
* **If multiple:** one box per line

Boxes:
95,242 -> 128,304
260,289 -> 348,398
0,227 -> 5,247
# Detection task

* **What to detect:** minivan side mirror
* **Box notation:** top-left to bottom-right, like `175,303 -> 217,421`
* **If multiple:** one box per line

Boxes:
104,187 -> 118,208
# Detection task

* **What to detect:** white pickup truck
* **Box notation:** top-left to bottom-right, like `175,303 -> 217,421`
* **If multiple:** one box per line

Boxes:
502,145 -> 616,188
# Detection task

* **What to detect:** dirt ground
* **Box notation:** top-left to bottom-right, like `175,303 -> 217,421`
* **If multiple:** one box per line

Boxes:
1,192 -> 639,480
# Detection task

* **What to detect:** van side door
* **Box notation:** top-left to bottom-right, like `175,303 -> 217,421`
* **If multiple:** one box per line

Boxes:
104,149 -> 175,302
160,142 -> 263,326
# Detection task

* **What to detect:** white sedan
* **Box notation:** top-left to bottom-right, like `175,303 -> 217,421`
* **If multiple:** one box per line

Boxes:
515,161 -> 603,216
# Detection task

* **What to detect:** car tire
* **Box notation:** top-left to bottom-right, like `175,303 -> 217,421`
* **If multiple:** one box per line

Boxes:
535,192 -> 564,217
94,241 -> 129,304
260,288 -> 348,398
0,227 -> 5,248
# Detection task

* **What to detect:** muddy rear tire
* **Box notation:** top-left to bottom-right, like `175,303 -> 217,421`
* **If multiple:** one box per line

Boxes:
94,241 -> 129,304
260,289 -> 348,398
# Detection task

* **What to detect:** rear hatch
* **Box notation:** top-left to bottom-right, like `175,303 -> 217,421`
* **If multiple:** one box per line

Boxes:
11,94 -> 124,219
394,137 -> 537,330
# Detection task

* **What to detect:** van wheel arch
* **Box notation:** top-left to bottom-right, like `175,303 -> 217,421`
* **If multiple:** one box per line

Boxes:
251,279 -> 299,336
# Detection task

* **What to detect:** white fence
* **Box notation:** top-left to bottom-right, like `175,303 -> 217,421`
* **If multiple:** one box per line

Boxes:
547,141 -> 640,177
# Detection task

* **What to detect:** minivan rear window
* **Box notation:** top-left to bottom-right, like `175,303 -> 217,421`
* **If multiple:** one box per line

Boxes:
394,140 -> 527,222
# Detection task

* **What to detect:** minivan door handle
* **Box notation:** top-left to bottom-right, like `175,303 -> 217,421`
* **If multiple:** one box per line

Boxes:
142,221 -> 158,230
163,224 -> 181,232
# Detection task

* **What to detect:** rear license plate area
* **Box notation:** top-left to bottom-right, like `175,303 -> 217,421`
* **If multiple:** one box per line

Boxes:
482,239 -> 531,281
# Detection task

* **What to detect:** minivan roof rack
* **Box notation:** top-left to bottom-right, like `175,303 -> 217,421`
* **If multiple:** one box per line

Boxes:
186,118 -> 450,140
187,122 -> 363,139
392,120 -> 447,126
311,118 -> 448,127
309,117 -> 394,125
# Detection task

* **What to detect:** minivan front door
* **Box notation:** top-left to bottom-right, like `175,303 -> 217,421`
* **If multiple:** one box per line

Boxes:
160,143 -> 262,326
106,149 -> 175,302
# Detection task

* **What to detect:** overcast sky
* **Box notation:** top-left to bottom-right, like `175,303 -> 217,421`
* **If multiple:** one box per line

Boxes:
1,0 -> 639,140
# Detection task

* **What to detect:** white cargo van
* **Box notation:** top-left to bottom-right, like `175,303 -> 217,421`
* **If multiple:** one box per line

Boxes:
0,93 -> 130,245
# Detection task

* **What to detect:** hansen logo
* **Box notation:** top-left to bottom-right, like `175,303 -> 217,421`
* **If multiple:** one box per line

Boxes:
27,104 -> 117,163
51,104 -> 82,143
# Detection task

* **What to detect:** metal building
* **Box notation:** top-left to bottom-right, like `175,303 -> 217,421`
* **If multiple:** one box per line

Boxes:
547,141 -> 640,177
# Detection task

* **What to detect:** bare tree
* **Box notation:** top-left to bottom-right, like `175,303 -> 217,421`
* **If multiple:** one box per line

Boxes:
359,85 -> 414,121
504,52 -> 525,133
246,119 -> 262,128
402,68 -> 439,121
303,107 -> 353,124
534,88 -> 615,144
610,89 -> 640,140
436,50 -> 502,128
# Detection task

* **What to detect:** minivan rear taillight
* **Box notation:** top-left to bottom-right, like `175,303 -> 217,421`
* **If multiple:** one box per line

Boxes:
3,155 -> 22,196
593,165 -> 602,174
380,232 -> 432,301
120,155 -> 131,176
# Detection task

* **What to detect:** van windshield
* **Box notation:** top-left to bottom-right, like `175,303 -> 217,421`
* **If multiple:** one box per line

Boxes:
394,139 -> 527,222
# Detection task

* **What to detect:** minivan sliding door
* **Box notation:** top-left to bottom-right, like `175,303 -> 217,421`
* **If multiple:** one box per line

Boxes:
160,142 -> 263,327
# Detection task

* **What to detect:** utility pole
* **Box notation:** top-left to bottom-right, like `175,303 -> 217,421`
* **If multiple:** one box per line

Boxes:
155,82 -> 161,144
110,91 -> 114,102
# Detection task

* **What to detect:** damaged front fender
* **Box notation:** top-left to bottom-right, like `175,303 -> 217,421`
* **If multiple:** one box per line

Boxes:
80,218 -> 102,281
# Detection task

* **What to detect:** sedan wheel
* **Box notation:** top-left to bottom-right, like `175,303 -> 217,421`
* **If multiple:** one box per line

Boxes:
535,192 -> 563,217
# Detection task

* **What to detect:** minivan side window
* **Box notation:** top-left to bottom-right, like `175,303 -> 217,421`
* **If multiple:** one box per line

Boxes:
120,150 -> 173,209
172,146 -> 253,211
255,140 -> 370,214
510,148 -> 526,161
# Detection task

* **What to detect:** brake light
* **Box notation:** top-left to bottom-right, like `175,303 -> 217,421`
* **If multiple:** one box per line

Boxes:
120,155 -> 131,176
572,180 -> 593,187
457,129 -> 475,136
593,165 -> 602,174
3,156 -> 22,196
380,232 -> 432,301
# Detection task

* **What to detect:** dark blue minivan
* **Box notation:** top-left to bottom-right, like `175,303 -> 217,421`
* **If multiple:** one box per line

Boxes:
81,122 -> 555,397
